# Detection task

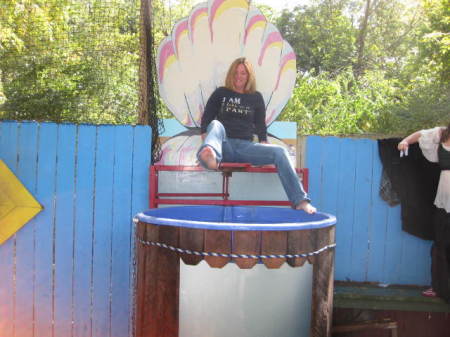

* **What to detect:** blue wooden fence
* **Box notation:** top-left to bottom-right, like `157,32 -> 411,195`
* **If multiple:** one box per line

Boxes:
306,136 -> 431,286
0,121 -> 151,337
0,122 -> 432,337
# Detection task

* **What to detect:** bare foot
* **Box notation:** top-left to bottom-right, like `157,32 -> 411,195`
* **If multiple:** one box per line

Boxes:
199,146 -> 218,170
296,200 -> 317,214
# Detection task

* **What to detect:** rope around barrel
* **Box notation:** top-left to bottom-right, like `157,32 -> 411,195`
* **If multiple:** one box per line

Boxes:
137,238 -> 336,259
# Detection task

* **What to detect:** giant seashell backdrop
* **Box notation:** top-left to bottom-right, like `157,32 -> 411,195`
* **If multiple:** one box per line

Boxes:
156,0 -> 297,165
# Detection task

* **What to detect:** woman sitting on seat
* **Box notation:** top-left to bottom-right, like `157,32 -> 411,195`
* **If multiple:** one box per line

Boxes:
197,57 -> 316,214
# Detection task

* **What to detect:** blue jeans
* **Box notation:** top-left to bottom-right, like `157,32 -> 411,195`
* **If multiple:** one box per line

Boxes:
197,120 -> 310,207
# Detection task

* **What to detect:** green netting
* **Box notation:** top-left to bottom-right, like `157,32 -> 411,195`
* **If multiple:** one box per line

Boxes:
0,0 -> 165,162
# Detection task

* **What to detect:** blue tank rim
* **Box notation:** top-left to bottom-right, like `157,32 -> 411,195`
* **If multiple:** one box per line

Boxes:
134,205 -> 336,231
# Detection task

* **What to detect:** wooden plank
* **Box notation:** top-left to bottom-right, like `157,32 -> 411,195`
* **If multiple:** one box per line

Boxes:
111,125 -> 134,337
233,231 -> 260,269
334,138 -> 357,281
261,231 -> 287,269
367,142 -> 389,282
136,223 -> 180,337
130,125 -> 152,336
349,139 -> 373,282
319,137 -> 340,218
135,222 -> 147,337
179,227 -> 204,265
92,125 -> 115,337
34,123 -> 58,337
287,229 -> 311,267
204,230 -> 232,268
53,124 -> 77,337
332,320 -> 397,333
335,308 -> 450,337
310,226 -> 335,337
334,283 -> 450,313
131,125 -> 151,217
136,223 -> 159,337
14,122 -> 38,337
400,224 -> 431,285
0,121 -> 18,337
155,225 -> 179,337
308,226 -> 334,265
407,237 -> 432,286
383,205 -> 405,285
306,227 -> 319,265
305,136 -> 323,204
72,124 -> 96,337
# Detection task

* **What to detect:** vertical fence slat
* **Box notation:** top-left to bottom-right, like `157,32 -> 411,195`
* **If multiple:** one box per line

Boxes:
305,136 -> 323,204
320,137 -> 341,216
14,122 -> 39,337
349,139 -> 373,281
367,141 -> 389,283
130,125 -> 151,218
383,205 -> 404,283
130,125 -> 151,337
111,126 -> 134,337
92,126 -> 115,337
34,123 -> 58,337
409,238 -> 432,286
334,138 -> 358,281
73,125 -> 96,337
0,121 -> 17,337
400,227 -> 431,285
54,124 -> 77,337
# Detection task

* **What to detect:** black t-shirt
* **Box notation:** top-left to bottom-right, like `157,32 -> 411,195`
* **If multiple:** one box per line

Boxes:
200,87 -> 267,142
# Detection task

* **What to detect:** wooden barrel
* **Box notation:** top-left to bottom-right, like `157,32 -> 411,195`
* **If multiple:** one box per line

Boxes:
135,206 -> 336,337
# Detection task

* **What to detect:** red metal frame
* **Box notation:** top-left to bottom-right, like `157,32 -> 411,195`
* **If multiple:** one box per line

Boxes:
149,164 -> 309,208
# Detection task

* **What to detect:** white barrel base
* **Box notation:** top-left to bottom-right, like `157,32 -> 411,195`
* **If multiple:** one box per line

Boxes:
180,260 -> 313,337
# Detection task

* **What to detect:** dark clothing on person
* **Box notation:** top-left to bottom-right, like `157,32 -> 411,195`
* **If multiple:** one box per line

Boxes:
433,143 -> 450,303
379,137 -> 450,303
431,208 -> 450,303
439,144 -> 450,170
200,87 -> 267,142
378,138 -> 440,240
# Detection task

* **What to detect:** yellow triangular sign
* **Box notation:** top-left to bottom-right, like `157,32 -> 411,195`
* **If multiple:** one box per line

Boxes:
0,159 -> 43,244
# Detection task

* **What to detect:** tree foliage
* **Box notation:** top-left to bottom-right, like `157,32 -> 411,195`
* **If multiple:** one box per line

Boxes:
0,0 -> 448,135
420,0 -> 450,82
277,2 -> 355,75
0,0 -> 140,123
276,0 -> 449,135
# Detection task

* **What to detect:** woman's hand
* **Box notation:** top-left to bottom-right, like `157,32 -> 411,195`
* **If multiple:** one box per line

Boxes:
260,140 -> 268,144
397,131 -> 421,153
397,140 -> 409,152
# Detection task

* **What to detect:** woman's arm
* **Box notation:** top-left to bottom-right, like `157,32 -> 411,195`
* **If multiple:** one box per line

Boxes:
200,89 -> 220,135
253,92 -> 267,143
397,130 -> 422,152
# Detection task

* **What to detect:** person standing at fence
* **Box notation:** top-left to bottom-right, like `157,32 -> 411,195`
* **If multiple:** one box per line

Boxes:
196,57 -> 316,214
398,123 -> 450,302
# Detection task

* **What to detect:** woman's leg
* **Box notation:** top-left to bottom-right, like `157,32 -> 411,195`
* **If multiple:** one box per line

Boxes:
197,120 -> 227,169
431,209 -> 450,302
230,139 -> 314,211
431,242 -> 450,301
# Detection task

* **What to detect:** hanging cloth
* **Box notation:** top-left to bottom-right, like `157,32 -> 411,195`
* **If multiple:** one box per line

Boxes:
378,138 -> 440,240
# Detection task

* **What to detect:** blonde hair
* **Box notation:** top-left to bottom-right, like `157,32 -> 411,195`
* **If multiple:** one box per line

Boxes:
224,57 -> 256,94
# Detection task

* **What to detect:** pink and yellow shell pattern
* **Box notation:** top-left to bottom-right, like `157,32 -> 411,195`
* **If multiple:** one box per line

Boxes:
156,0 -> 297,165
